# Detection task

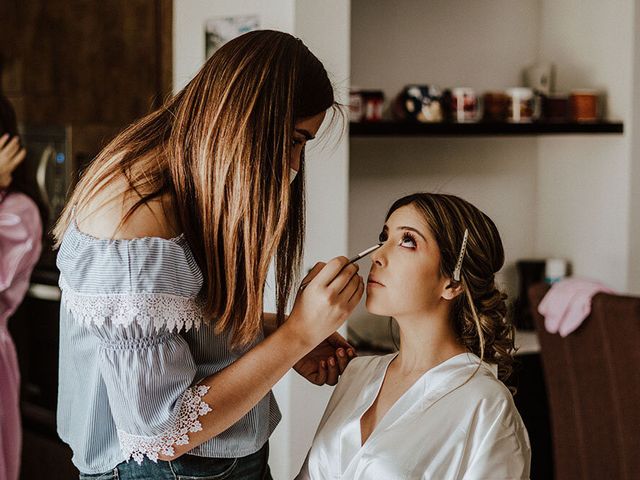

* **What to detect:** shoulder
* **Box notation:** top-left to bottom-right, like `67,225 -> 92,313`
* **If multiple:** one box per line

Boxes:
345,353 -> 390,374
339,353 -> 393,385
76,178 -> 179,240
462,369 -> 523,428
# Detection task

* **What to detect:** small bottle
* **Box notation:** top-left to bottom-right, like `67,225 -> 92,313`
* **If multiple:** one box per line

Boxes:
545,258 -> 567,284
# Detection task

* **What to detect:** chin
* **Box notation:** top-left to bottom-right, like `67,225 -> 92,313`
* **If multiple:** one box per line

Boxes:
365,295 -> 392,317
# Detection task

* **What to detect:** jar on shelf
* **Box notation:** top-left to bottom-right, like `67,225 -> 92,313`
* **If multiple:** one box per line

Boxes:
483,91 -> 509,122
350,89 -> 384,122
569,89 -> 600,122
542,93 -> 569,122
392,85 -> 443,123
349,89 -> 364,122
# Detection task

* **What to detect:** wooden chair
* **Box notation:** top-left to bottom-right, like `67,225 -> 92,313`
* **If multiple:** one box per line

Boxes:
529,283 -> 640,480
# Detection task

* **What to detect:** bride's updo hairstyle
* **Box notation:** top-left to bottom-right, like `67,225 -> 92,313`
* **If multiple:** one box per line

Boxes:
386,193 -> 516,382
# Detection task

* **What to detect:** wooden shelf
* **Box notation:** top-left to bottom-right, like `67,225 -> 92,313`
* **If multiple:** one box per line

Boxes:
350,120 -> 624,137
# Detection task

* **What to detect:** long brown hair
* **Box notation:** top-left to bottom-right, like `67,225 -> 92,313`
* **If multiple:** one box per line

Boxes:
386,193 -> 516,382
53,30 -> 336,348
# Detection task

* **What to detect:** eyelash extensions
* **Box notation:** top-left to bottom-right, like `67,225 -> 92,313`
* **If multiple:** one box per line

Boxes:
377,230 -> 417,248
400,232 -> 417,248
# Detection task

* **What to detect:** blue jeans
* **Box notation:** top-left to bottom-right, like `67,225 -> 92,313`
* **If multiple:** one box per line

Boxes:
79,443 -> 272,480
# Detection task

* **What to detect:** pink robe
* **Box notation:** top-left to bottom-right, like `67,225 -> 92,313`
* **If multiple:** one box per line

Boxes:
0,192 -> 42,480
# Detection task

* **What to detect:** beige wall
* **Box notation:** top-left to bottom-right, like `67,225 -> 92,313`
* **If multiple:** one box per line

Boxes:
628,0 -> 640,292
536,0 -> 634,292
349,0 -> 542,338
349,0 -> 636,352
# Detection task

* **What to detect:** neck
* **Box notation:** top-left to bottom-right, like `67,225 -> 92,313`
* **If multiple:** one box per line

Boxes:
392,304 -> 467,375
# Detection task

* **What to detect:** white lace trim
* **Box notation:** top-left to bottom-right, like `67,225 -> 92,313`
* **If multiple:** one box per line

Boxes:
117,385 -> 213,464
59,276 -> 203,332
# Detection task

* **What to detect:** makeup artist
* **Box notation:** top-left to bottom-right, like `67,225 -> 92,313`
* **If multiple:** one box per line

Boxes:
52,30 -> 363,480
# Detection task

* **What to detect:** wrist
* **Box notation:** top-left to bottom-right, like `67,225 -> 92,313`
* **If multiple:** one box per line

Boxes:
262,312 -> 289,337
277,314 -> 314,356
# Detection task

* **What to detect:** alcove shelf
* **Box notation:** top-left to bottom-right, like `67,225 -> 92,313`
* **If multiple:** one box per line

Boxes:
349,120 -> 624,137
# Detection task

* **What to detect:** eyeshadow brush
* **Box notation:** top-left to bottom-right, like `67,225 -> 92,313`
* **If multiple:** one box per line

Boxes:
298,243 -> 383,292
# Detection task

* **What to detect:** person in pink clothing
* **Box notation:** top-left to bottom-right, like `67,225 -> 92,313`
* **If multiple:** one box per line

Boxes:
0,93 -> 42,480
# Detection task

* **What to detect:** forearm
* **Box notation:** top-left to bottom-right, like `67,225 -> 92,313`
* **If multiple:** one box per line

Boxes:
161,321 -> 308,459
262,311 -> 288,337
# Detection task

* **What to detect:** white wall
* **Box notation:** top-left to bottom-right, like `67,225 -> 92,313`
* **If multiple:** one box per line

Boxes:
349,137 -> 538,342
351,0 -> 541,94
349,1 -> 636,349
536,0 -> 634,292
628,0 -> 640,292
173,0 -> 295,92
272,2 -> 352,479
348,0 -> 542,338
173,1 -> 350,478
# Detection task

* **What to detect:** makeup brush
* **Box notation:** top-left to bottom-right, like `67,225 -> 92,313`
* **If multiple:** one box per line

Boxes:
298,243 -> 383,292
347,243 -> 383,263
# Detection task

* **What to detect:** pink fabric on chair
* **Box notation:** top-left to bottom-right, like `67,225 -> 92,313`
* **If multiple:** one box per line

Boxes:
538,277 -> 615,337
0,192 -> 42,480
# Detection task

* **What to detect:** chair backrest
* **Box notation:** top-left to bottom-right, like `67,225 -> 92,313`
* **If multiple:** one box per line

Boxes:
529,283 -> 640,480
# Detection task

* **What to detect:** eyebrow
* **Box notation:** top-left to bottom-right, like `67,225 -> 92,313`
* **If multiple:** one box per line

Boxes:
382,224 -> 427,242
295,128 -> 315,140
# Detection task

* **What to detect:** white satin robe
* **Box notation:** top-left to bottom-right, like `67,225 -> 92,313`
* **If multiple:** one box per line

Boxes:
296,352 -> 530,479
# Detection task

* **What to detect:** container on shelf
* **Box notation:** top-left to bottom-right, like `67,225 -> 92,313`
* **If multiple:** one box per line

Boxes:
392,85 -> 443,123
450,87 -> 481,123
545,258 -> 568,284
350,89 -> 385,122
542,93 -> 569,122
523,63 -> 556,96
569,89 -> 600,122
506,87 -> 537,123
483,91 -> 510,122
349,89 -> 364,122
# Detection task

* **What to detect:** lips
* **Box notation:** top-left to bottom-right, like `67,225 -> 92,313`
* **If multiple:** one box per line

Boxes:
367,276 -> 385,286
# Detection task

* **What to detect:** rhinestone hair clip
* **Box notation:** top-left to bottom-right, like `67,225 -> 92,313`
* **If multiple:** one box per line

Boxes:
452,229 -> 469,282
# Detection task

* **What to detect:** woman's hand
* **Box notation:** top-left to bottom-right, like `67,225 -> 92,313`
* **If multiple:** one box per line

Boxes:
293,331 -> 357,386
286,257 -> 364,352
0,134 -> 26,189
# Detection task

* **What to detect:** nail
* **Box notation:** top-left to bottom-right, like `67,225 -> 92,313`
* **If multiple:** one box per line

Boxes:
329,358 -> 336,367
320,360 -> 326,369
337,349 -> 345,357
347,349 -> 355,357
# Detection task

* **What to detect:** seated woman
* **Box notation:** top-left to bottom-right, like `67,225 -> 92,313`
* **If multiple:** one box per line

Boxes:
297,193 -> 530,479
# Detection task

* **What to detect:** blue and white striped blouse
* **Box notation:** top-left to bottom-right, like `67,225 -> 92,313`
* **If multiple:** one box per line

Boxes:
56,218 -> 281,474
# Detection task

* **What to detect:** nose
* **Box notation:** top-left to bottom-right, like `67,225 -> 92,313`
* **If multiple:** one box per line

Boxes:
290,154 -> 301,172
371,241 -> 387,266
290,146 -> 304,172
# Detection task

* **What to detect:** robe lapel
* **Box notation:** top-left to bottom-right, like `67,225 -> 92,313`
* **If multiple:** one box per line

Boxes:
340,353 -> 398,474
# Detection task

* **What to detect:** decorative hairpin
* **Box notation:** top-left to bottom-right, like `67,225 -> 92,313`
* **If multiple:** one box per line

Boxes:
452,229 -> 469,282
